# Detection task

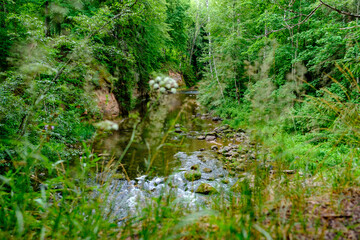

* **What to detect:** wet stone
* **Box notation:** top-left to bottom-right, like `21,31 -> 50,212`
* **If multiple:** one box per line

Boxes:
212,117 -> 222,122
237,128 -> 246,133
197,135 -> 206,140
223,129 -> 233,134
222,146 -> 231,153
191,164 -> 200,170
211,145 -> 219,151
221,179 -> 230,184
184,171 -> 201,181
203,168 -> 212,173
206,135 -> 216,141
195,183 -> 217,195
219,124 -> 230,131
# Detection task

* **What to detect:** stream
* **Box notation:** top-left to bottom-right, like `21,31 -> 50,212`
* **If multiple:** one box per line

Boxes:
94,92 -> 248,223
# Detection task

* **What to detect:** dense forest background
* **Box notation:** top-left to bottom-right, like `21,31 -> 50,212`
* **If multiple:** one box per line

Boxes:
1,0 -> 360,238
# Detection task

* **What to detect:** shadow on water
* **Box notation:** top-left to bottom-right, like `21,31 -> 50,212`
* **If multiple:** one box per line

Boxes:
94,92 -> 227,179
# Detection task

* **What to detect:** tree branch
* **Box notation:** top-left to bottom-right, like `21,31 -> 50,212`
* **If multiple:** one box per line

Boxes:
256,3 -> 322,39
340,25 -> 360,30
273,0 -> 307,16
319,0 -> 360,18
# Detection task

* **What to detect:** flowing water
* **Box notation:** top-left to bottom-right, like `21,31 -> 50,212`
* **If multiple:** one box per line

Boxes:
95,91 -> 231,179
94,92 -> 238,223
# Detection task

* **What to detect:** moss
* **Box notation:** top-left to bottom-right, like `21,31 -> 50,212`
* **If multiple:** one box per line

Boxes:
195,183 -> 217,195
184,171 -> 201,181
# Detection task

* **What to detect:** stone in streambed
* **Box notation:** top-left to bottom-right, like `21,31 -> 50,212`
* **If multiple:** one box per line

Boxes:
211,145 -> 219,151
203,168 -> 212,173
197,135 -> 206,140
212,117 -> 222,122
221,179 -> 230,184
206,135 -> 216,141
184,171 -> 201,181
191,164 -> 200,170
195,183 -> 218,195
237,128 -> 246,133
219,124 -> 230,131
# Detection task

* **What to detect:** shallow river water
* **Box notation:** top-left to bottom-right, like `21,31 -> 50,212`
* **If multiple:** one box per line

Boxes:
94,92 -> 239,223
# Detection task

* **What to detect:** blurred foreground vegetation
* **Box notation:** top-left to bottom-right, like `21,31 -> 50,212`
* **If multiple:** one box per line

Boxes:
1,0 -> 360,239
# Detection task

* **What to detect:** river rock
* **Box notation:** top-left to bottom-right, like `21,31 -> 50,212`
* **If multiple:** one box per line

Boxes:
184,171 -> 201,181
197,135 -> 206,140
211,145 -> 219,151
219,124 -> 229,131
203,168 -> 212,173
175,128 -> 182,133
195,183 -> 217,195
237,128 -> 246,133
206,135 -> 216,141
224,151 -> 239,158
223,129 -> 233,134
212,117 -> 222,122
191,164 -> 200,170
222,146 -> 231,153
175,124 -> 181,128
221,179 -> 230,184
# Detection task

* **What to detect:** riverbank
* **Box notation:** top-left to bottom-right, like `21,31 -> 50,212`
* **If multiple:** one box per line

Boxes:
94,91 -> 360,239
1,88 -> 360,239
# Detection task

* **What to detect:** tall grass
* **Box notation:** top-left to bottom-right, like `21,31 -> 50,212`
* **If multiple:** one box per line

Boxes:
1,65 -> 360,239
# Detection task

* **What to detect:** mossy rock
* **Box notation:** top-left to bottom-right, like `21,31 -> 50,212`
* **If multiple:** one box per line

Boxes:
184,171 -> 201,181
191,164 -> 200,170
203,167 -> 212,173
195,183 -> 218,195
221,179 -> 230,184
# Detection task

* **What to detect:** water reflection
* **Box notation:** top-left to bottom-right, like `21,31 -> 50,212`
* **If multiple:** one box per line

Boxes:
95,93 -> 220,179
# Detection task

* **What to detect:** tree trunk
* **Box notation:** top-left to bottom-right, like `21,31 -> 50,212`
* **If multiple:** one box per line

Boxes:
206,0 -> 224,99
45,1 -> 51,37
